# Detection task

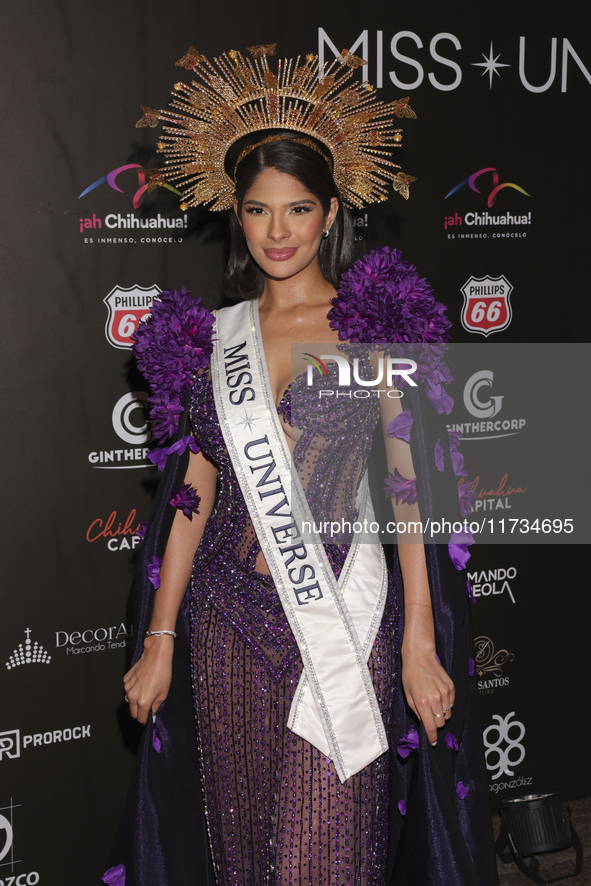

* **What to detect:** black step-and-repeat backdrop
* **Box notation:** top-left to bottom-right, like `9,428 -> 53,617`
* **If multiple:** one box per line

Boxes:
1,2 -> 589,883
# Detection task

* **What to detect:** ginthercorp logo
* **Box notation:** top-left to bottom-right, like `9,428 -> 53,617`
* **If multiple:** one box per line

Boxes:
88,391 -> 152,469
104,285 -> 160,349
78,164 -> 186,245
0,726 -> 91,762
447,370 -> 526,441
474,635 -> 515,693
304,353 -> 417,397
444,168 -> 531,240
483,713 -> 530,793
5,630 -> 51,671
460,276 -> 513,336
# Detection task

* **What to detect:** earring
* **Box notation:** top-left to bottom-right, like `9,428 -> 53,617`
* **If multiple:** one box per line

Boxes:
321,230 -> 329,240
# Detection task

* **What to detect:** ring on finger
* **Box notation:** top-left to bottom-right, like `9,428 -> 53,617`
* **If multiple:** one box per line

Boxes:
434,712 -> 445,718
443,704 -> 453,712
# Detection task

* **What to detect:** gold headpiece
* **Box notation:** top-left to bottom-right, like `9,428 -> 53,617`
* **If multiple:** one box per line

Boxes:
136,44 -> 416,211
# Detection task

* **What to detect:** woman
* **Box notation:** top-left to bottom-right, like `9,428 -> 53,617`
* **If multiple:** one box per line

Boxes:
105,46 -> 498,886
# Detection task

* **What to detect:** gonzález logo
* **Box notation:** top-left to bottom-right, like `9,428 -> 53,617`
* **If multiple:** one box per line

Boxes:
483,711 -> 526,779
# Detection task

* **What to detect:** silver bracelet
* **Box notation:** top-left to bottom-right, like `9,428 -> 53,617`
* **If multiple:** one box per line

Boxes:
145,629 -> 177,639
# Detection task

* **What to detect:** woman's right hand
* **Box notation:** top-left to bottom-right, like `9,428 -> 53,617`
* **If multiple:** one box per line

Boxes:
123,635 -> 174,724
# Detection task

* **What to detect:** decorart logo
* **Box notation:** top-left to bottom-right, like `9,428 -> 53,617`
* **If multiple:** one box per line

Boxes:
474,635 -> 515,693
460,276 -> 513,336
104,285 -> 160,349
55,623 -> 132,656
88,391 -> 152,469
444,168 -> 531,240
5,629 -> 51,670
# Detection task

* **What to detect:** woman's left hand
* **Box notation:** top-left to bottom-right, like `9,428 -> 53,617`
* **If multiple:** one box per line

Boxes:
401,646 -> 455,746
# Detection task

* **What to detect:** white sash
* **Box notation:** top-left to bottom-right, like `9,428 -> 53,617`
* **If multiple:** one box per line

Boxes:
211,299 -> 388,782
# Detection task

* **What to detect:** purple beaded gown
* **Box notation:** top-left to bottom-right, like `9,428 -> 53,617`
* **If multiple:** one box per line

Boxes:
187,364 -> 398,885
106,300 -> 499,886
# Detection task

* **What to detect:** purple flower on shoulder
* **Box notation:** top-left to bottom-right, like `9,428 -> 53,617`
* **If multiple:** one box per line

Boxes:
387,409 -> 413,442
101,864 -> 126,886
445,732 -> 459,752
384,468 -> 417,505
135,521 -> 148,540
170,483 -> 201,519
397,726 -> 419,759
456,781 -> 470,800
133,289 -> 214,395
147,556 -> 163,589
468,657 -> 475,676
398,799 -> 407,816
328,247 -> 452,345
148,393 -> 185,442
152,728 -> 162,754
458,481 -> 477,518
467,578 -> 476,604
448,528 -> 474,571
434,439 -> 445,472
148,447 -> 169,471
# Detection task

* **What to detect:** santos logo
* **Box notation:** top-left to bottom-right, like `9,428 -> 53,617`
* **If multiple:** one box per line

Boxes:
319,29 -> 591,94
88,391 -> 152,469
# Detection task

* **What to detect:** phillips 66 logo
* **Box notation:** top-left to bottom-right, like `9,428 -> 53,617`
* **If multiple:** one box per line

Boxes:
103,285 -> 160,349
483,711 -> 526,779
461,275 -> 513,336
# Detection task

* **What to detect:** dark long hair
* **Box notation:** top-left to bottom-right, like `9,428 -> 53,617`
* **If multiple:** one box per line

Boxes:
223,133 -> 355,300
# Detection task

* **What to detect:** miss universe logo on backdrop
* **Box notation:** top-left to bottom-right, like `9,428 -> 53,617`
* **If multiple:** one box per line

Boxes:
319,29 -> 591,94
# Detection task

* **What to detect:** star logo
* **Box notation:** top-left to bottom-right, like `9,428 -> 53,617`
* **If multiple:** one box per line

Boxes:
472,42 -> 510,88
238,410 -> 260,432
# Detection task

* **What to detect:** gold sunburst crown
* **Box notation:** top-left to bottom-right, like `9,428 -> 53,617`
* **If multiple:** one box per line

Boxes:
136,44 -> 416,211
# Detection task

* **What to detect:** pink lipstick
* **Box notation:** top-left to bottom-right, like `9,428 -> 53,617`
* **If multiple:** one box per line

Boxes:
263,248 -> 297,261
